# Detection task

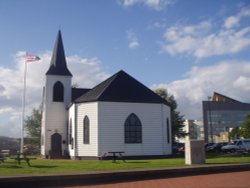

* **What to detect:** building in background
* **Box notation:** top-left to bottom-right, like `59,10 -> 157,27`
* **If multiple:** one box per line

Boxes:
178,120 -> 204,143
202,92 -> 250,143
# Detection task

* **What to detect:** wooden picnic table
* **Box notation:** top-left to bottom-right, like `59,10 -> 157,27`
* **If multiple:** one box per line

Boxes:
108,151 -> 125,163
0,152 -> 6,163
11,153 -> 36,167
0,158 -> 5,163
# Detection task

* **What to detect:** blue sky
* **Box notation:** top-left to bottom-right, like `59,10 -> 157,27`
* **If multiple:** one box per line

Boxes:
0,0 -> 250,137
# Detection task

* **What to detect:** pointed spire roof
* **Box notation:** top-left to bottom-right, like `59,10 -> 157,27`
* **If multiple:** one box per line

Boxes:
75,70 -> 169,105
46,30 -> 72,76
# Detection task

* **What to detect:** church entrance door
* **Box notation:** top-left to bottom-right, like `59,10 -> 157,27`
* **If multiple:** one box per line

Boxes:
50,133 -> 62,159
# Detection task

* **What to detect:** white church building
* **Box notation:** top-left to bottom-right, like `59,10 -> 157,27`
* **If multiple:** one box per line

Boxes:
41,31 -> 172,159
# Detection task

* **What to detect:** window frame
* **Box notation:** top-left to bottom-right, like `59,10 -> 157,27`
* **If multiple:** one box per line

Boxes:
69,118 -> 73,149
53,81 -> 64,102
167,118 -> 170,144
124,113 -> 142,144
83,116 -> 90,144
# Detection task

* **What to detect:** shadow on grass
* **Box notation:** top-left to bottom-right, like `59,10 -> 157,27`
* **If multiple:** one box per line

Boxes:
125,161 -> 149,164
0,163 -> 57,169
0,165 -> 23,169
31,165 -> 57,168
206,161 -> 250,165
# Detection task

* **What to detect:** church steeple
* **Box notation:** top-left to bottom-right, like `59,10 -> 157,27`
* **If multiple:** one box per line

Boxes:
46,30 -> 72,76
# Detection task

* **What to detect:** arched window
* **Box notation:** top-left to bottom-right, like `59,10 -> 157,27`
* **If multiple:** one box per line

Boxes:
83,116 -> 90,144
125,113 -> 142,144
69,118 -> 73,149
53,81 -> 64,102
167,118 -> 170,144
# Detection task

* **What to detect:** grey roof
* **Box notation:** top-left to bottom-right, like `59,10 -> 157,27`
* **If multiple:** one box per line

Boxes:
46,30 -> 72,76
75,70 -> 169,105
72,88 -> 90,101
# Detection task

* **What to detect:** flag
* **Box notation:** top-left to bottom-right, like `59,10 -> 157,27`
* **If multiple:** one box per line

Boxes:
26,54 -> 40,62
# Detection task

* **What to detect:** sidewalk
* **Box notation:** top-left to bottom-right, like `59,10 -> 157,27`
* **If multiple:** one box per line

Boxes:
66,171 -> 250,188
0,163 -> 250,188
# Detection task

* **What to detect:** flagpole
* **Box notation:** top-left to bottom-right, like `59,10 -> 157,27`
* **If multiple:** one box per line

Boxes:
20,53 -> 40,155
21,53 -> 28,155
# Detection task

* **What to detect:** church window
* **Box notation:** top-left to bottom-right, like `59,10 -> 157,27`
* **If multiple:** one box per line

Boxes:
66,121 -> 69,145
69,118 -> 73,149
125,113 -> 142,144
83,116 -> 90,144
167,118 -> 170,144
53,81 -> 64,102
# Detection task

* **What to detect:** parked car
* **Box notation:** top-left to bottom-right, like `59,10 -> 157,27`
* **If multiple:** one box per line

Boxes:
221,139 -> 250,153
206,142 -> 228,152
205,143 -> 214,151
172,142 -> 185,153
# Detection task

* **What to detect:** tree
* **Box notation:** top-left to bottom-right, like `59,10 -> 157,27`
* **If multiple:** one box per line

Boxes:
154,88 -> 187,142
241,113 -> 250,138
229,126 -> 241,140
24,105 -> 42,146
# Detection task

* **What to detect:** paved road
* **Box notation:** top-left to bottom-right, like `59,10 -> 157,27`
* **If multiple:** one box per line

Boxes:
64,171 -> 250,188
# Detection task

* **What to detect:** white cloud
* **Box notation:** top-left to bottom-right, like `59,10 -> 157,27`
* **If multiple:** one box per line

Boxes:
127,30 -> 140,49
161,8 -> 250,59
0,51 -> 109,138
145,0 -> 173,11
67,55 -> 109,87
1,121 -> 20,138
120,0 -> 140,7
0,107 -> 15,115
152,60 -> 250,120
119,0 -> 174,11
233,76 -> 250,91
224,8 -> 250,29
224,16 -> 240,29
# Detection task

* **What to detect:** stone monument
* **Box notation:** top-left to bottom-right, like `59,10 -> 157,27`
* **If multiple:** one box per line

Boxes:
185,139 -> 205,165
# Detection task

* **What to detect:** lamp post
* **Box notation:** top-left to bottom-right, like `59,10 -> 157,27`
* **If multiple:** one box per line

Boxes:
207,96 -> 213,143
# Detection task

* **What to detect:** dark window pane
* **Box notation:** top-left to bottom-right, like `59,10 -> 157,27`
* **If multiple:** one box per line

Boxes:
53,81 -> 64,102
83,116 -> 90,144
167,118 -> 170,144
124,113 -> 142,144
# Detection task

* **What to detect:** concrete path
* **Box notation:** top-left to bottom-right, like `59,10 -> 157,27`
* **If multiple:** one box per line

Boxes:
65,171 -> 250,188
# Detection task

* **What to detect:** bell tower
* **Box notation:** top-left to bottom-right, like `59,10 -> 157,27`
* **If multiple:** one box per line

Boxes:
41,30 -> 72,158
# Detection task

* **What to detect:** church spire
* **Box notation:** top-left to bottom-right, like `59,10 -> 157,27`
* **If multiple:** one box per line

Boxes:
46,30 -> 72,76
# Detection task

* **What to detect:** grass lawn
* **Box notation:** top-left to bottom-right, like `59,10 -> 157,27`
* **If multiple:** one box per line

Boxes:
0,153 -> 249,176
206,152 -> 250,164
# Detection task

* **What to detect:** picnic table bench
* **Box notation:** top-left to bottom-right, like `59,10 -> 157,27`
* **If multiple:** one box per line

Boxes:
0,157 -> 5,163
108,151 -> 125,163
0,150 -> 9,163
11,153 -> 36,167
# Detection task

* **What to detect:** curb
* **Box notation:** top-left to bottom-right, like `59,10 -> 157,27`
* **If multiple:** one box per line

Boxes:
0,163 -> 250,187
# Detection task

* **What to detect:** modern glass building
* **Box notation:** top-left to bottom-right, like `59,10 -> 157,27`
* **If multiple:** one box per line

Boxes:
202,92 -> 250,143
177,120 -> 204,143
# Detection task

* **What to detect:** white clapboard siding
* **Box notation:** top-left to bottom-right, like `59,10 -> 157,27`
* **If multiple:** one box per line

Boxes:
68,104 -> 75,156
97,102 -> 172,156
41,74 -> 71,156
74,102 -> 99,157
43,102 -> 68,154
45,75 -> 72,105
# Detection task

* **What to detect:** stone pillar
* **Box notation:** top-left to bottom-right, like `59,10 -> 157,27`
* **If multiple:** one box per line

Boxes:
185,140 -> 205,165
